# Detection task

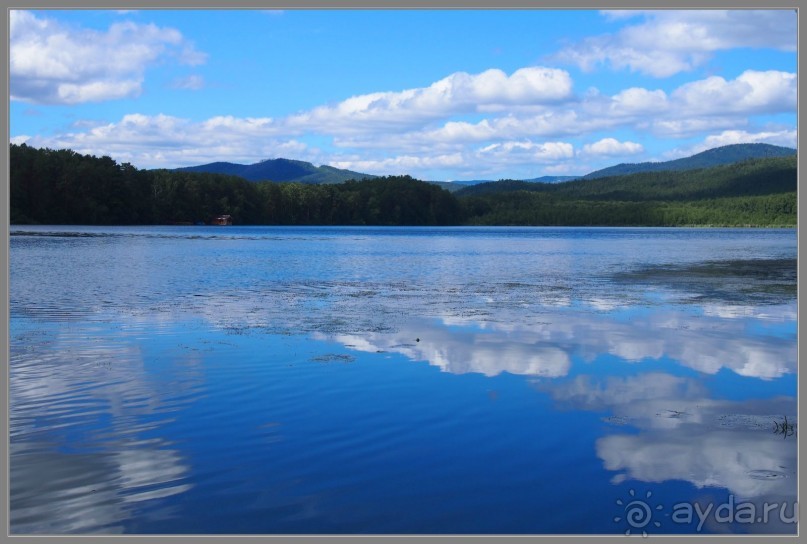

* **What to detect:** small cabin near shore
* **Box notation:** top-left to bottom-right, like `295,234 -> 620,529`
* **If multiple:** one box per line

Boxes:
213,215 -> 232,226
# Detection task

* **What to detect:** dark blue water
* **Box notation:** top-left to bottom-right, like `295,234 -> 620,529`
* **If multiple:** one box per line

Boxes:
10,226 -> 797,534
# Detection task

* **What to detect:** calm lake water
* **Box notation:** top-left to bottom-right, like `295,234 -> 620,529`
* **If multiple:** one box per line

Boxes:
10,226 -> 797,535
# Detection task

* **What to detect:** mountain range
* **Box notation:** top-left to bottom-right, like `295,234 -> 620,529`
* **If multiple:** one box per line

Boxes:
11,142 -> 796,227
174,158 -> 376,184
580,143 -> 796,180
172,143 -> 796,187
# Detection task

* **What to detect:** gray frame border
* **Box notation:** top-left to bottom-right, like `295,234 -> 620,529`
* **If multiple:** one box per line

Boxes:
3,1 -> 801,543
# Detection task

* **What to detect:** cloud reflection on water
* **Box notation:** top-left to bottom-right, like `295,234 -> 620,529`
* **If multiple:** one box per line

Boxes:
544,372 -> 796,508
318,307 -> 797,513
10,325 -> 200,533
317,303 -> 795,380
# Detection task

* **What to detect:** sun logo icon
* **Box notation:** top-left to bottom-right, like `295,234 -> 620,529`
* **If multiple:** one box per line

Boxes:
614,489 -> 663,537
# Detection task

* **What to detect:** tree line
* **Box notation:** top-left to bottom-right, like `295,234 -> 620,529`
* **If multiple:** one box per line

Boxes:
458,154 -> 797,227
461,192 -> 795,227
10,144 -> 796,227
457,155 -> 797,201
10,144 -> 462,226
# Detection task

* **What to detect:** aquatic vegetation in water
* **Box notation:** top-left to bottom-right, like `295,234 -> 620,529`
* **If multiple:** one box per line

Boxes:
614,258 -> 796,305
310,353 -> 356,364
773,416 -> 796,439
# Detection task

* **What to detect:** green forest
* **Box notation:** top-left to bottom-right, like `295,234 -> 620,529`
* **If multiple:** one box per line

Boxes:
9,144 -> 797,227
10,144 -> 462,226
458,156 -> 797,226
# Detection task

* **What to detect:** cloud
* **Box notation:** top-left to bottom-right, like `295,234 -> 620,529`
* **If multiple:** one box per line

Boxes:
581,138 -> 643,157
20,113 -> 313,168
171,74 -> 205,90
578,86 -> 670,121
553,10 -> 796,77
332,110 -> 596,151
672,70 -> 796,116
285,67 -> 573,132
10,10 -> 206,104
663,129 -> 797,160
608,87 -> 669,115
10,135 -> 31,145
642,70 -> 794,138
330,153 -> 465,176
650,117 -> 748,138
327,140 -> 577,177
11,46 -> 795,179
574,71 -> 795,139
328,69 -> 792,163
477,140 -> 574,163
429,111 -> 598,142
701,129 -> 797,149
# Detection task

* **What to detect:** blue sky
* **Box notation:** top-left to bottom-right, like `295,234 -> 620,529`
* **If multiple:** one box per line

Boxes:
10,9 -> 797,181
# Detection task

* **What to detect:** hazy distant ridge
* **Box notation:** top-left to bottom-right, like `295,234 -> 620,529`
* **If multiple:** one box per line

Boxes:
582,143 -> 795,180
174,158 -> 376,184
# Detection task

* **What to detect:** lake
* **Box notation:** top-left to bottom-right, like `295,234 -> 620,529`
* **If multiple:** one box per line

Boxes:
9,226 -> 797,535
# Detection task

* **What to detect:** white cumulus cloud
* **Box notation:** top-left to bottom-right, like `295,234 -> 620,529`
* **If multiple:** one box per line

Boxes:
330,153 -> 465,176
21,113 -> 311,168
582,138 -> 643,156
650,117 -> 748,138
477,140 -> 575,163
553,10 -> 796,77
700,129 -> 797,149
663,129 -> 797,160
672,70 -> 796,116
286,67 -> 573,132
10,10 -> 206,104
326,67 -> 793,157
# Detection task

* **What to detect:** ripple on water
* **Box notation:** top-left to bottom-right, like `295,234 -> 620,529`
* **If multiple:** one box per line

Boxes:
9,226 -> 798,534
747,469 -> 788,481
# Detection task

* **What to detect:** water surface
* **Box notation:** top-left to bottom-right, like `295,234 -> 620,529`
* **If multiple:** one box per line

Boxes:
10,226 -> 797,534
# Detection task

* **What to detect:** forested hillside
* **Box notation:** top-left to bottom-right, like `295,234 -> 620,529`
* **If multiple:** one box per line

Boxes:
581,143 -> 795,179
10,144 -> 460,226
458,156 -> 796,226
10,144 -> 796,227
174,157 -> 375,184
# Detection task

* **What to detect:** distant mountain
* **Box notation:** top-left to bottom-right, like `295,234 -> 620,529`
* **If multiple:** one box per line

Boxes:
456,154 -> 796,199
523,175 -> 580,183
445,175 -> 580,185
174,158 -> 376,184
425,181 -> 465,193
583,143 -> 796,180
452,179 -> 495,186
455,180 -> 538,197
171,143 -> 795,188
458,155 -> 796,227
430,175 -> 580,191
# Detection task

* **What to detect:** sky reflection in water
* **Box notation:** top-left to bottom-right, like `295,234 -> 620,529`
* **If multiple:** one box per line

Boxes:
10,226 -> 796,534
